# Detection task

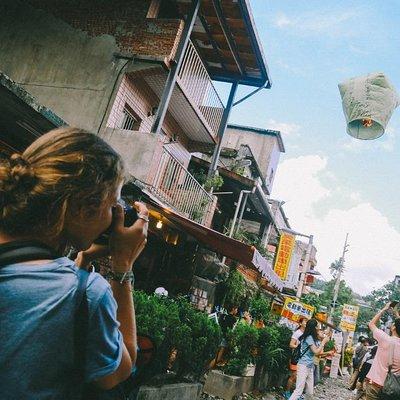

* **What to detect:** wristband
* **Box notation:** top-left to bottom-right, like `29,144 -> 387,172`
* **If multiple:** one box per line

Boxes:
106,270 -> 134,285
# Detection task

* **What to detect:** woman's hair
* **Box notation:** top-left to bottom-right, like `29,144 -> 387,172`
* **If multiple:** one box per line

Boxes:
0,127 -> 125,239
299,318 -> 319,342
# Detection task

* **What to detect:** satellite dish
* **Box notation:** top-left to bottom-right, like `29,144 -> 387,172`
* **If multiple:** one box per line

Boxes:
338,72 -> 399,140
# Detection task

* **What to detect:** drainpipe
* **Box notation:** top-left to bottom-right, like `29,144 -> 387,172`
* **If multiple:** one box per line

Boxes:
222,188 -> 254,264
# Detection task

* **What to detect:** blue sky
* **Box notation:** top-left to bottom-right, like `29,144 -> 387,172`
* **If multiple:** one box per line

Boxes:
218,0 -> 400,294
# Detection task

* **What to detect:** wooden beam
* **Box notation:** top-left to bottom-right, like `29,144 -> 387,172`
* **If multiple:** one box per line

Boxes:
211,0 -> 245,76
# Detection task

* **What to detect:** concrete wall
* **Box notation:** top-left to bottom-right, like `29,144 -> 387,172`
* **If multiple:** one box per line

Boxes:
222,126 -> 282,191
100,127 -> 167,183
0,0 -> 182,133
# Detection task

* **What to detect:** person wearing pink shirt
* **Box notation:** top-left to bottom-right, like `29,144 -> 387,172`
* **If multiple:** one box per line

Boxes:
365,303 -> 400,400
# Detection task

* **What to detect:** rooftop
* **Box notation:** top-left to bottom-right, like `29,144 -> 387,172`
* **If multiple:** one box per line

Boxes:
227,123 -> 285,152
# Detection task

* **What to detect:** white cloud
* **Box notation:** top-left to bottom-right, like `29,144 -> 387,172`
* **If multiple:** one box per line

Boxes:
267,118 -> 301,137
272,155 -> 400,295
273,9 -> 362,38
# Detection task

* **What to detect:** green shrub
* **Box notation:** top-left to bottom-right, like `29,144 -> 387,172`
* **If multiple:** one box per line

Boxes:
134,291 -> 221,381
224,323 -> 259,376
256,324 -> 292,378
220,268 -> 246,308
249,294 -> 272,323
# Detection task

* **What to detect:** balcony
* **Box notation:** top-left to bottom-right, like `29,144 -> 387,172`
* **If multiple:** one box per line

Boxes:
150,145 -> 215,226
177,40 -> 224,136
100,128 -> 215,226
138,40 -> 224,147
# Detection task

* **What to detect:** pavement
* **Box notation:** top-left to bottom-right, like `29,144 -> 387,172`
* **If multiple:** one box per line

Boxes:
201,376 -> 354,400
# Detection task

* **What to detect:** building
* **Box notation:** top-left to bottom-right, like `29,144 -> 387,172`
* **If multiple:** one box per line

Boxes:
0,0 -> 271,228
0,0 -> 283,301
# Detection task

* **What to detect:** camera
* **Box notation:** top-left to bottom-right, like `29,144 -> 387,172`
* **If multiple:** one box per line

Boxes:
94,199 -> 138,245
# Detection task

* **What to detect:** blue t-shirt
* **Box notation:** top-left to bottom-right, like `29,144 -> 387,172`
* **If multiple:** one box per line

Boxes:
0,257 -> 123,399
298,335 -> 316,368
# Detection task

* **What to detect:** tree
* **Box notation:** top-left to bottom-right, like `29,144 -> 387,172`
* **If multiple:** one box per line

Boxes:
329,258 -> 344,278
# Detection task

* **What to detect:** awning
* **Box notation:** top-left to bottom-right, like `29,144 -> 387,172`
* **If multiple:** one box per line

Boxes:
0,72 -> 64,153
143,194 -> 283,292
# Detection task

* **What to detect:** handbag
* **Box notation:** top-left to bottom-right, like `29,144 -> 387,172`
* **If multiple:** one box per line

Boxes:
381,340 -> 400,399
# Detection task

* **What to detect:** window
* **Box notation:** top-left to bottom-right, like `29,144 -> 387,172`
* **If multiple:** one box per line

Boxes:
119,104 -> 141,131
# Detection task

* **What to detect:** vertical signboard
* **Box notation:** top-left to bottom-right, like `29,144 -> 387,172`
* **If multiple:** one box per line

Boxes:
340,304 -> 359,332
274,233 -> 295,280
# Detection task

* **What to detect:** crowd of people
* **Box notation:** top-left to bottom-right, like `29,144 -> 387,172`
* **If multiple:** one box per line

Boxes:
1,127 -> 400,400
283,303 -> 400,400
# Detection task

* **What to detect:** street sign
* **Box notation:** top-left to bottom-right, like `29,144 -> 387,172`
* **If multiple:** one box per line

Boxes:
340,304 -> 359,332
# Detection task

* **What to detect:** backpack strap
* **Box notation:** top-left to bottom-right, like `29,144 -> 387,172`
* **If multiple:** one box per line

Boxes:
0,240 -> 60,267
388,340 -> 395,372
74,268 -> 90,378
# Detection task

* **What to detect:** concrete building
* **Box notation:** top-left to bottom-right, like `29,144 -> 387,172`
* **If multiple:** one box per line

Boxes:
222,124 -> 285,194
0,1 -> 286,296
0,0 -> 271,228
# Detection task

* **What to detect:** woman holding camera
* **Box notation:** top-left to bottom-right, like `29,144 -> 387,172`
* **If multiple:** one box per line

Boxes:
0,127 -> 148,399
289,318 -> 330,400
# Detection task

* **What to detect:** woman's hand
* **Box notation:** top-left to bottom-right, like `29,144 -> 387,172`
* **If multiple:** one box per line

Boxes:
75,243 -> 110,269
109,202 -> 148,273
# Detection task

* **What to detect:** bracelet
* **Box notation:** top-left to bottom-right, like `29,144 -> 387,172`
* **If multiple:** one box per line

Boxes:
137,213 -> 149,222
106,270 -> 135,285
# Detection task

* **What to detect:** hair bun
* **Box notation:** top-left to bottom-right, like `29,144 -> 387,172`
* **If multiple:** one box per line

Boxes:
0,154 -> 37,206
10,153 -> 36,181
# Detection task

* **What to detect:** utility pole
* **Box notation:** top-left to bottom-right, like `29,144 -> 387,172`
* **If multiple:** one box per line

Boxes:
296,235 -> 314,299
330,233 -> 350,318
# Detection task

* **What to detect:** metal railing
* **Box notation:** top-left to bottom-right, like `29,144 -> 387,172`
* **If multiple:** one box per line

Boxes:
151,146 -> 214,224
178,40 -> 224,136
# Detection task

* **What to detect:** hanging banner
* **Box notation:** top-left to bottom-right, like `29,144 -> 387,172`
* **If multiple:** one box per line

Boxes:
280,298 -> 315,330
274,233 -> 295,280
339,304 -> 359,332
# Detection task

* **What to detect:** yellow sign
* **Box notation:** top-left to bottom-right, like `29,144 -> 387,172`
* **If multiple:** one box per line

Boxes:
274,233 -> 295,280
281,297 -> 315,322
340,304 -> 359,332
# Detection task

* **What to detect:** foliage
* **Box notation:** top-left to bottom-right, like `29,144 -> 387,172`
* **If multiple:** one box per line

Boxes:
343,346 -> 354,367
230,225 -> 273,260
249,293 -> 272,322
220,268 -> 247,308
301,293 -> 324,313
204,173 -> 224,192
364,279 -> 400,310
324,339 -> 335,352
224,323 -> 259,376
329,258 -> 344,278
256,324 -> 292,378
310,277 -> 357,325
189,167 -> 224,192
134,291 -> 221,381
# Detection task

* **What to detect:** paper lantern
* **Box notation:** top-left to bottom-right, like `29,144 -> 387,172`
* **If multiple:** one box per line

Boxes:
339,72 -> 399,140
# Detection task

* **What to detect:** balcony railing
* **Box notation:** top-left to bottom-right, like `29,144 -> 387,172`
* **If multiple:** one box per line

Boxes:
178,40 -> 224,136
151,146 -> 214,225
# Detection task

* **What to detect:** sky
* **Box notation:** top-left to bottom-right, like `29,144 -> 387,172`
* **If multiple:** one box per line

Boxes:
218,0 -> 400,295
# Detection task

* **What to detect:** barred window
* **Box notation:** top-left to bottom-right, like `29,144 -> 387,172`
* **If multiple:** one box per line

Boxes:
119,104 -> 141,131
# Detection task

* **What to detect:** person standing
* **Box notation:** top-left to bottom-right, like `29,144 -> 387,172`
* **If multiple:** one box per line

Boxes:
284,317 -> 308,399
365,303 -> 400,400
288,319 -> 330,400
0,128 -> 148,399
349,337 -> 369,390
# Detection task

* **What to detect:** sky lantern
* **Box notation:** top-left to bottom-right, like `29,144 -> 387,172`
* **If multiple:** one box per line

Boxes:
339,72 -> 399,140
